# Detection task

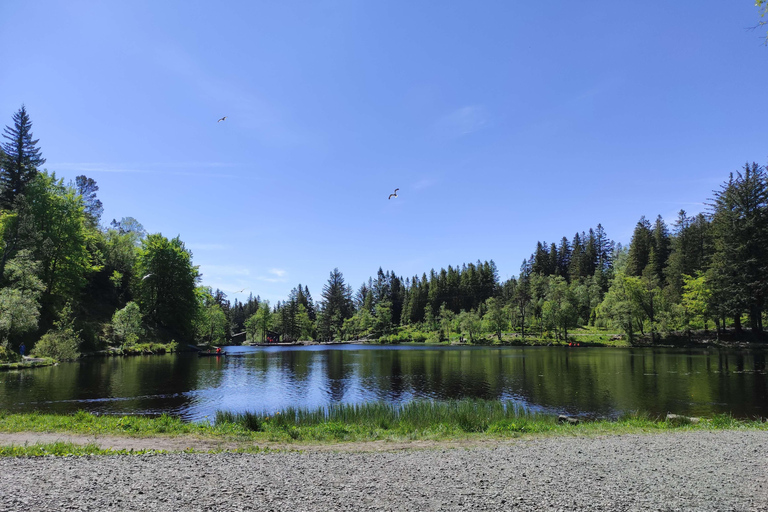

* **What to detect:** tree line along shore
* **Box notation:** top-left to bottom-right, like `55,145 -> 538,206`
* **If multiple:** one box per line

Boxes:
1,106 -> 767,366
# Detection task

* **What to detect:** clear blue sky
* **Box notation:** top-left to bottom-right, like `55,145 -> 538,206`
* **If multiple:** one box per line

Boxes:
2,1 -> 767,305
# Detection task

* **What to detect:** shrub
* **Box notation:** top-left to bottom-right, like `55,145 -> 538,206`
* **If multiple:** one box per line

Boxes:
33,330 -> 80,361
111,302 -> 144,347
0,345 -> 21,363
33,303 -> 81,361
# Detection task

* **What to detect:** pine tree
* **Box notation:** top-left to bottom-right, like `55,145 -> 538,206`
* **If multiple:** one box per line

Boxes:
708,163 -> 768,332
1,106 -> 45,209
649,215 -> 671,285
626,216 -> 653,276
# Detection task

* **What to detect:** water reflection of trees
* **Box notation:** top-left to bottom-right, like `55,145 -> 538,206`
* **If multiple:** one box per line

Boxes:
1,348 -> 766,419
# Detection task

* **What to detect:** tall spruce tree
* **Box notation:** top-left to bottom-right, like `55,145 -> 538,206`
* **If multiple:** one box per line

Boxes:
1,106 -> 45,209
626,216 -> 653,276
708,163 -> 768,332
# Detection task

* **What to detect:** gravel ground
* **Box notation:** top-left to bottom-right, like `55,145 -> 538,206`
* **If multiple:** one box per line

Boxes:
1,430 -> 766,511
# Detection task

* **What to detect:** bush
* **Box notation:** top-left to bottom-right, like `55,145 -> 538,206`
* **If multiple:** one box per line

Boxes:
33,303 -> 81,361
33,330 -> 80,361
111,302 -> 144,347
0,345 -> 21,363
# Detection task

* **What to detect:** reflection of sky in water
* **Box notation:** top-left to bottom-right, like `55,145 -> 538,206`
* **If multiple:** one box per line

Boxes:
1,346 -> 766,421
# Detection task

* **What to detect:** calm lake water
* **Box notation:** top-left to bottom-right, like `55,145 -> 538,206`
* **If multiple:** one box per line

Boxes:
1,345 -> 766,422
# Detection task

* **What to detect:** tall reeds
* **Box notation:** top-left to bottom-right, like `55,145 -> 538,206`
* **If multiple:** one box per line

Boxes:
214,399 -> 549,433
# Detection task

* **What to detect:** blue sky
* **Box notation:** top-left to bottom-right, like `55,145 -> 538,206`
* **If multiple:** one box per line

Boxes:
2,1 -> 767,304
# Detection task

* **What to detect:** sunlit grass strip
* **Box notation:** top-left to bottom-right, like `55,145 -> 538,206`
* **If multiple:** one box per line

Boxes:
0,441 -> 166,457
0,410 -> 251,436
1,402 -> 766,446
213,400 -> 768,439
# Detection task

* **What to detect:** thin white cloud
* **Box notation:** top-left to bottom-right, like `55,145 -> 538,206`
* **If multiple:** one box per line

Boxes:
434,105 -> 488,139
254,268 -> 288,283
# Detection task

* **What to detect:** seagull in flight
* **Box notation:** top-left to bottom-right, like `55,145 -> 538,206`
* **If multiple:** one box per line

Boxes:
142,273 -> 153,280
388,188 -> 399,200
217,116 -> 227,123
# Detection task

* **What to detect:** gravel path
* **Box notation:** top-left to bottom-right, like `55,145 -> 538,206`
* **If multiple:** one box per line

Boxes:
1,430 -> 766,511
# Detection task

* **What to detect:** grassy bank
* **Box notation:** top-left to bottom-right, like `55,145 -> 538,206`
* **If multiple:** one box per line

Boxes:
0,357 -> 57,371
1,401 -> 765,455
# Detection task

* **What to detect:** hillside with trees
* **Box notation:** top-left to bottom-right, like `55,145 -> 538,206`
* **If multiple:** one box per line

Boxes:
1,106 -> 767,362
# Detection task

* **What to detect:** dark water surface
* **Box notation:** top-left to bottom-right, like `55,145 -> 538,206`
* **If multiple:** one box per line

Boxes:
1,345 -> 766,421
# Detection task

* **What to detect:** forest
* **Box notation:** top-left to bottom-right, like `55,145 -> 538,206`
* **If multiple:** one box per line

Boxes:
1,106 -> 767,362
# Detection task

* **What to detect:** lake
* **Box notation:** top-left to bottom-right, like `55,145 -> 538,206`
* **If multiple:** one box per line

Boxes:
1,345 -> 766,422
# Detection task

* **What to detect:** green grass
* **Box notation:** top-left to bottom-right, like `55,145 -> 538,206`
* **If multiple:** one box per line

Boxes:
0,357 -> 57,371
0,441 -> 166,457
212,401 -> 767,442
1,401 -> 765,456
0,441 -> 271,457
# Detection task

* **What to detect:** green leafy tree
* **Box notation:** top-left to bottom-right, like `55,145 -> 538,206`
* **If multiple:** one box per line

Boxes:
597,273 -> 644,343
542,276 -> 578,341
33,302 -> 80,361
253,301 -> 272,342
372,300 -> 393,338
296,304 -> 315,340
0,106 -> 45,209
438,303 -> 455,341
757,0 -> 768,42
19,172 -> 92,325
74,175 -> 104,227
458,309 -> 482,342
482,297 -> 507,341
134,234 -> 200,340
245,313 -> 259,343
0,250 -> 44,349
681,272 -> 713,333
111,301 -> 143,347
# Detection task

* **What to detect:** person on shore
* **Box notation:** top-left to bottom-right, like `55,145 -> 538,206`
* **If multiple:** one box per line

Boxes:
19,343 -> 25,357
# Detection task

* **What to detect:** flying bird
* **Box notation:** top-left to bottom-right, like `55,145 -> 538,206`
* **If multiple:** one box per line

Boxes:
388,188 -> 399,200
142,273 -> 153,280
235,288 -> 245,293
217,116 -> 227,123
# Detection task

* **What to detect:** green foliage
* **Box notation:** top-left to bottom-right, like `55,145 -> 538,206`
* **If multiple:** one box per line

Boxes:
110,301 -> 143,347
0,250 -> 44,348
23,172 -> 92,307
32,303 -> 81,361
482,297 -> 507,341
134,234 -> 200,340
0,442 -> 166,457
0,106 -> 45,208
0,345 -> 21,363
318,268 -> 354,341
194,288 -> 228,345
681,272 -> 712,330
458,309 -> 482,342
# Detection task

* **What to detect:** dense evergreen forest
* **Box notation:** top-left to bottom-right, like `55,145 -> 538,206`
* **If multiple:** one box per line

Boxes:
1,107 -> 767,362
